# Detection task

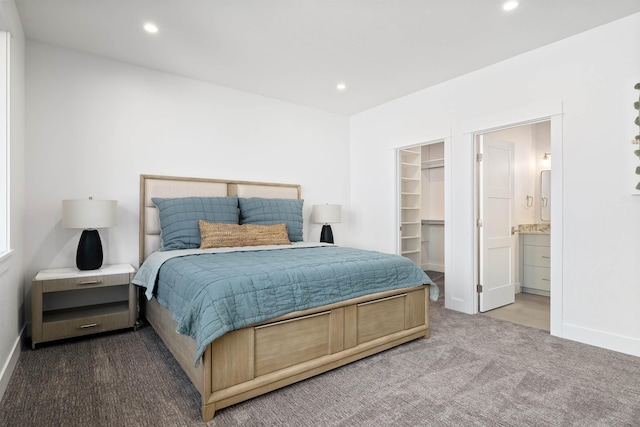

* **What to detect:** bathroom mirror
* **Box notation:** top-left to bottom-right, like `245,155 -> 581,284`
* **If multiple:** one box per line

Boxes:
540,170 -> 551,221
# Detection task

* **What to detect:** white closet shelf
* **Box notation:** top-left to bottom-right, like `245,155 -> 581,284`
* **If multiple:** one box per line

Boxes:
421,219 -> 444,225
421,158 -> 444,169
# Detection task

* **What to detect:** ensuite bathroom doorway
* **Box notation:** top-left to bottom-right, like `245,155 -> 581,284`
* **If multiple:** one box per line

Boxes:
475,120 -> 551,331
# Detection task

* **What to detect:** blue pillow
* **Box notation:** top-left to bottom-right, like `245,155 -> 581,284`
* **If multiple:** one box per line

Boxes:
152,196 -> 239,251
238,197 -> 304,242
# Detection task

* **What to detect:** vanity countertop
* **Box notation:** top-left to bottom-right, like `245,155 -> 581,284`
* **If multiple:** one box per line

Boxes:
518,224 -> 550,234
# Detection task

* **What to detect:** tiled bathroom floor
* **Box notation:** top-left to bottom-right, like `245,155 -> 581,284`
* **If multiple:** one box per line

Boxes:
481,292 -> 550,331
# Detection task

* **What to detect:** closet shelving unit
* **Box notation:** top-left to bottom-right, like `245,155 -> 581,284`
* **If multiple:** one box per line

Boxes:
421,142 -> 445,273
400,147 -> 422,266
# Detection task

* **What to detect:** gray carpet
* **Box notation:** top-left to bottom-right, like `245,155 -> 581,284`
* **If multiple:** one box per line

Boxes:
2,278 -> 640,426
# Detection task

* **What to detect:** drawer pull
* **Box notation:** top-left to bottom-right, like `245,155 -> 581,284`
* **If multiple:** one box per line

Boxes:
77,280 -> 102,286
541,256 -> 550,259
542,278 -> 550,281
77,323 -> 100,329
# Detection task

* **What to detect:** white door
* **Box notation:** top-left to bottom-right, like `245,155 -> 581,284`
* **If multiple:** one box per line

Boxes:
478,135 -> 515,312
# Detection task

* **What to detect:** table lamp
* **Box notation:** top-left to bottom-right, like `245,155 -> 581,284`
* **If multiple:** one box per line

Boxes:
62,197 -> 118,270
312,204 -> 341,244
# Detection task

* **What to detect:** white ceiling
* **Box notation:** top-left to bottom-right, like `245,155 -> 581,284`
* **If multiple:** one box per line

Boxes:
15,0 -> 640,116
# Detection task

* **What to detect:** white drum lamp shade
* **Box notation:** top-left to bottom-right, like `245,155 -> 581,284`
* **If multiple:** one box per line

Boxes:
312,204 -> 341,244
62,198 -> 117,270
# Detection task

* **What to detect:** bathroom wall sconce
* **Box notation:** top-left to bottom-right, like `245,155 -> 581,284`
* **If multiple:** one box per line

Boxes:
543,152 -> 551,160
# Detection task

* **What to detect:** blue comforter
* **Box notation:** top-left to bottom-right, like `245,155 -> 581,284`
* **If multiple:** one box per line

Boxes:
133,244 -> 431,365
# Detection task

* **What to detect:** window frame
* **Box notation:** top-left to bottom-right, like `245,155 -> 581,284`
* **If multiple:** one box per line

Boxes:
0,30 -> 9,255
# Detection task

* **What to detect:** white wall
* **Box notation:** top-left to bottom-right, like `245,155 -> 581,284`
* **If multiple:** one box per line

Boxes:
350,13 -> 640,356
24,42 -> 350,301
0,1 -> 25,402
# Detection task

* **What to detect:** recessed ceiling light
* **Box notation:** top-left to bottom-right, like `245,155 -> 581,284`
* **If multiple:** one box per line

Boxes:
143,23 -> 159,34
336,83 -> 346,91
503,1 -> 519,11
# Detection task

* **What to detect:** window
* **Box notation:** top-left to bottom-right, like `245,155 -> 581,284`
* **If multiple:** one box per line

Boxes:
0,31 -> 8,253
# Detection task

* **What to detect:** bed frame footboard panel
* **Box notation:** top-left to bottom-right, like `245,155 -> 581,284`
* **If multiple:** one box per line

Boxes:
203,285 -> 429,420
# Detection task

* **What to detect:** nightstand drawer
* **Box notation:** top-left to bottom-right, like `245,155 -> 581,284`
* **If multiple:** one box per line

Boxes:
41,301 -> 131,341
41,273 -> 131,293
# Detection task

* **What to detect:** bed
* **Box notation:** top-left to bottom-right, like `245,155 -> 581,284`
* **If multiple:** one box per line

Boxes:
134,174 -> 431,421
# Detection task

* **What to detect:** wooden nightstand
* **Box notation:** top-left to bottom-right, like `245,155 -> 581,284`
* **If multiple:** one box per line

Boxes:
31,264 -> 137,349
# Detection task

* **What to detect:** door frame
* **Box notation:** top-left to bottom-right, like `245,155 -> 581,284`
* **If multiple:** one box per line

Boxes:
465,107 -> 563,336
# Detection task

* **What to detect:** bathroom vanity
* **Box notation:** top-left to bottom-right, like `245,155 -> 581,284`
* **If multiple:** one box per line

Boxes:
520,232 -> 550,296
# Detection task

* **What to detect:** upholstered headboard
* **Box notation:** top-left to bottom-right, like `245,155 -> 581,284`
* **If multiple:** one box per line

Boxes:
139,174 -> 301,264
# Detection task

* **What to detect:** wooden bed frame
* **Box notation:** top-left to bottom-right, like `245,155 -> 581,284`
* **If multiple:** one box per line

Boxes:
138,174 -> 430,421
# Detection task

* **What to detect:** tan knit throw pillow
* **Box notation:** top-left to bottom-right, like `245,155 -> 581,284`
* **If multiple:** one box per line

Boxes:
199,221 -> 291,249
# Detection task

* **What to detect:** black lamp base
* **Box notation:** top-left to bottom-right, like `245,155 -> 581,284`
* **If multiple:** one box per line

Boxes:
76,229 -> 104,270
320,224 -> 334,244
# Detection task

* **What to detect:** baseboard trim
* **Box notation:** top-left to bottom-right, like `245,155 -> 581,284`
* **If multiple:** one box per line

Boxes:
520,286 -> 549,297
562,323 -> 640,358
0,326 -> 24,402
